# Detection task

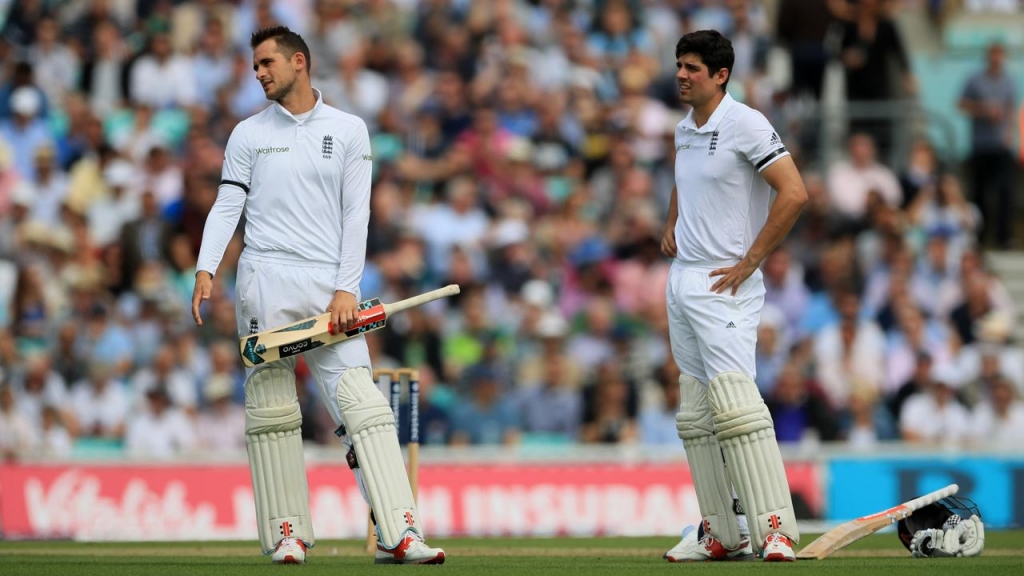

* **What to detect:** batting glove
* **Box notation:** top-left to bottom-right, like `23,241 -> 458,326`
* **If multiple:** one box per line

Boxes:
910,514 -> 985,558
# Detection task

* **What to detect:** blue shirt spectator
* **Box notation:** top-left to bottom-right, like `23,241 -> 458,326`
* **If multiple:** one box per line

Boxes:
450,364 -> 520,445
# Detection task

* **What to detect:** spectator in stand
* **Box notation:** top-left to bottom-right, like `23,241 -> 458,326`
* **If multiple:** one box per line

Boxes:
0,62 -> 50,121
79,19 -> 130,118
128,29 -> 197,109
566,296 -> 620,372
517,353 -> 583,442
786,173 -> 844,277
936,247 -> 1015,325
27,16 -> 79,110
449,363 -> 520,446
131,343 -> 198,415
0,384 -> 36,458
318,41 -> 389,132
798,241 -> 860,339
580,361 -> 637,444
125,387 -> 195,458
970,376 -> 1024,448
949,269 -> 1001,346
190,18 -> 236,110
10,352 -> 73,434
69,361 -> 129,441
813,286 -> 887,410
587,0 -> 656,73
23,146 -> 68,227
959,42 -> 1017,248
899,138 -> 942,209
899,365 -> 972,446
765,361 -> 839,445
906,175 -> 981,265
0,87 -> 54,182
194,374 -> 246,453
763,246 -> 810,337
412,176 -> 489,278
119,191 -> 173,291
775,0 -> 834,101
638,359 -> 681,445
826,132 -> 903,223
837,0 -> 915,156
755,304 -> 791,395
910,226 -> 960,317
75,302 -> 134,379
954,310 -> 1024,395
842,382 -> 896,450
37,405 -> 73,457
887,350 -> 933,425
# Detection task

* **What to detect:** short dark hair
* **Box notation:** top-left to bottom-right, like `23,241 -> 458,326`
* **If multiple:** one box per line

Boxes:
675,30 -> 734,91
250,26 -> 312,74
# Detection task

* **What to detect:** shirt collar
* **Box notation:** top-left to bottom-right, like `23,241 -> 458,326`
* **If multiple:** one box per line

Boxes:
680,92 -> 735,134
273,87 -> 323,122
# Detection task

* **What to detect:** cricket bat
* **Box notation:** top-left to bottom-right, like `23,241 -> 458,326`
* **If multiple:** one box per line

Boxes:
239,285 -> 460,368
796,483 -> 959,560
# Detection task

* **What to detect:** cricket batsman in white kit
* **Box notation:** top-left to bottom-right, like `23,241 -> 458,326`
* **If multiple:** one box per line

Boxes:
191,26 -> 444,565
660,30 -> 807,562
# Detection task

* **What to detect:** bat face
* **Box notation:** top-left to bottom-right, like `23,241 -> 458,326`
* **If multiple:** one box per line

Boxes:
237,285 -> 460,368
240,299 -> 386,367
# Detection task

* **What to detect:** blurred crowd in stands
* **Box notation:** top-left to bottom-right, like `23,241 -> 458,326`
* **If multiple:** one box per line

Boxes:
0,0 -> 1023,460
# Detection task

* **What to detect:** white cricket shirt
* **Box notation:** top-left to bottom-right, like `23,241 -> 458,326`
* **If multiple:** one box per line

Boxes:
197,89 -> 372,293
673,93 -> 789,266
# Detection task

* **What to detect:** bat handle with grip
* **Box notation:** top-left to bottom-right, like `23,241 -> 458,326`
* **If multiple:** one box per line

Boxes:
904,484 -> 959,514
384,284 -> 461,316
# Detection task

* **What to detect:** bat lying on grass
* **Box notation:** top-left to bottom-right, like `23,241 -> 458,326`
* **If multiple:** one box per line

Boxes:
796,484 -> 960,560
239,284 -> 460,368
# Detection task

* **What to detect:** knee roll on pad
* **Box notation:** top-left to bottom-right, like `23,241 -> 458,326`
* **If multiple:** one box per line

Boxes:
337,367 -> 421,548
709,371 -> 798,549
244,367 -> 314,554
674,374 -> 743,549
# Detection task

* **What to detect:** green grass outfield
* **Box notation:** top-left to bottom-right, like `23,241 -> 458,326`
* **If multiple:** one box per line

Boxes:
2,531 -> 1023,575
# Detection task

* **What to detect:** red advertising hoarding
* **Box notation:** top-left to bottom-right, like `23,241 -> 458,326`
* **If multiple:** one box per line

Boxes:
0,462 -> 820,540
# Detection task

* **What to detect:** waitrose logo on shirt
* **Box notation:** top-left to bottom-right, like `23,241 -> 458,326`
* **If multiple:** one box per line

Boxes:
255,146 -> 290,155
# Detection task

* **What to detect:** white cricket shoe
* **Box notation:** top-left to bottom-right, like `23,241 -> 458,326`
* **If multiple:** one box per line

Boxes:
271,537 -> 307,564
761,532 -> 796,562
664,525 -> 754,562
375,534 -> 446,565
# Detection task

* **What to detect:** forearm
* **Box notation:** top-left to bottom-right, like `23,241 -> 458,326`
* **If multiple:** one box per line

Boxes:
664,186 -> 678,230
196,185 -> 245,276
335,210 -> 369,294
744,190 -> 805,267
336,128 -> 373,293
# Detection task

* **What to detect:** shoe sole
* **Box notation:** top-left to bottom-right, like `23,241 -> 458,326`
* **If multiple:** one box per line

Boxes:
273,556 -> 304,564
763,553 -> 796,562
665,553 -> 755,563
375,551 -> 446,565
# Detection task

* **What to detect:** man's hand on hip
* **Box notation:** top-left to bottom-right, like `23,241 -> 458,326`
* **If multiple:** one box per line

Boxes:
661,224 -> 677,258
709,259 -> 758,296
327,290 -> 359,334
192,271 -> 214,326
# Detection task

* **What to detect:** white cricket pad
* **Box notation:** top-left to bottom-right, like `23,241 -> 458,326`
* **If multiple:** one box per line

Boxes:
245,366 -> 314,554
338,367 -> 420,548
709,371 -> 798,549
674,374 -> 743,549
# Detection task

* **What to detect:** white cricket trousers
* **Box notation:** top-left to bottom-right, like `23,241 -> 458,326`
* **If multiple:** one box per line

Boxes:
665,261 -> 765,383
235,250 -> 372,426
